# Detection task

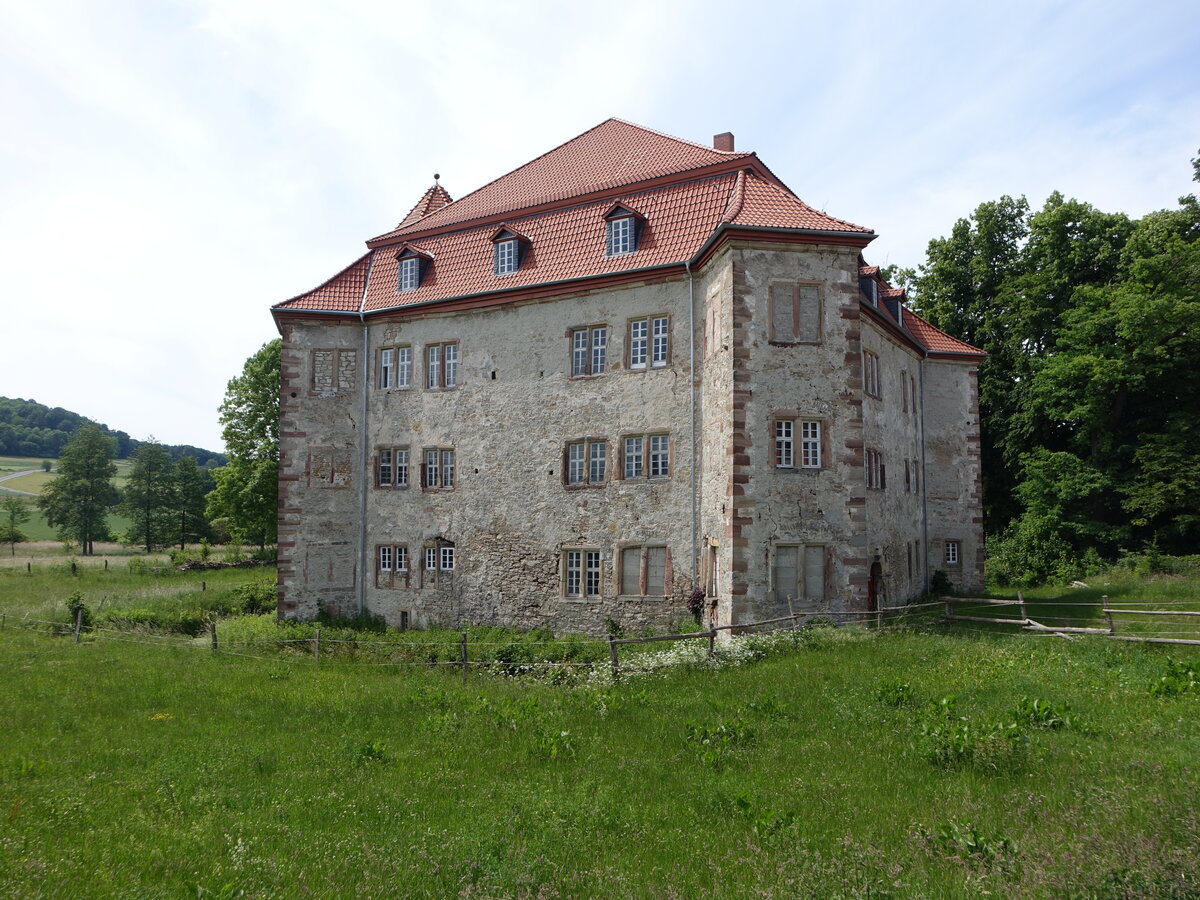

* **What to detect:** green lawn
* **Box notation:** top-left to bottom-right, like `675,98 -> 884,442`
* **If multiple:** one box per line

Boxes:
1,566 -> 1198,897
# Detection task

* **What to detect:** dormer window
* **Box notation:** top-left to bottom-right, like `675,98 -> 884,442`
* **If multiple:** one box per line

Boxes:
490,226 -> 529,276
399,257 -> 420,292
395,244 -> 432,293
603,204 -> 644,257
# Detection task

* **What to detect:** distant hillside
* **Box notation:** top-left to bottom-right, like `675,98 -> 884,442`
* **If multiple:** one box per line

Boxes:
0,397 -> 226,466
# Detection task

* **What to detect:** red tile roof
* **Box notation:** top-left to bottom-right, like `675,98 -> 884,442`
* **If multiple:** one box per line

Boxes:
902,309 -> 985,357
277,253 -> 369,312
726,171 -> 869,233
395,183 -> 453,229
372,118 -> 754,240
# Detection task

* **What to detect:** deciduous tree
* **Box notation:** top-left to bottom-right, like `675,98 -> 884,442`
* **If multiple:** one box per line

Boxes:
37,425 -> 117,555
119,438 -> 174,552
1,496 -> 31,555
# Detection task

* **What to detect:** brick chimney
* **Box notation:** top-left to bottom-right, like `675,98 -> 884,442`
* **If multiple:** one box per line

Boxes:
713,132 -> 735,152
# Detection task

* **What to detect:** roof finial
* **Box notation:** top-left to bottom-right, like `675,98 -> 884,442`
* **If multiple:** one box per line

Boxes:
434,173 -> 440,183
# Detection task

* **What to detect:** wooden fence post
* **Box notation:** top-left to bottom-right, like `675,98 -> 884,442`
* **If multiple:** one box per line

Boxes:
944,599 -> 953,621
71,562 -> 77,576
608,635 -> 619,681
1103,596 -> 1114,635
1018,591 -> 1027,622
708,628 -> 716,658
27,561 -> 31,574
313,627 -> 321,661
209,621 -> 218,652
460,631 -> 468,682
73,608 -> 82,643
202,581 -> 206,592
104,559 -> 108,571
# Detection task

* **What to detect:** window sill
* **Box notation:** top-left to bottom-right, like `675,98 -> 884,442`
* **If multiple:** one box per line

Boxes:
618,594 -> 666,602
560,596 -> 601,603
564,482 -> 607,491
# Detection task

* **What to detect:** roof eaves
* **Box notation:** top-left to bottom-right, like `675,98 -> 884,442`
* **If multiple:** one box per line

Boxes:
690,222 -> 877,267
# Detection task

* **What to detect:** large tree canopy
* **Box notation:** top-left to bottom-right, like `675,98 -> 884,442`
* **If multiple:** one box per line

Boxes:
207,340 -> 280,548
37,424 -> 118,555
909,154 -> 1200,582
119,438 -> 175,552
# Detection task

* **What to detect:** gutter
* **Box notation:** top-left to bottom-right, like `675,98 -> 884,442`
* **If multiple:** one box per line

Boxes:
686,260 -> 698,590
918,353 -> 929,592
355,251 -> 376,617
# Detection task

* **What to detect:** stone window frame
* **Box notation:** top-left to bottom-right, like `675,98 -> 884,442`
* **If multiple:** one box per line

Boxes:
375,543 -> 411,589
768,280 -> 823,345
374,446 -> 410,489
563,438 -> 608,489
617,543 -> 671,599
569,324 -> 609,378
863,350 -> 882,399
562,547 -> 603,600
865,448 -> 885,490
377,345 -> 413,391
425,341 -> 459,390
627,314 -> 670,371
944,540 -> 961,567
421,447 -> 456,491
769,413 -> 827,471
420,538 -> 455,587
619,432 -> 671,480
770,542 -> 828,607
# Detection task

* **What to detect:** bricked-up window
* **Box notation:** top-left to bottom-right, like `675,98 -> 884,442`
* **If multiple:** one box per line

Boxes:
620,545 -> 668,596
309,448 -> 354,488
945,541 -> 960,566
865,448 -> 885,490
863,350 -> 881,399
773,544 -> 826,606
769,282 -> 822,343
422,449 -> 455,489
311,349 -> 357,394
376,448 -> 409,488
629,316 -> 669,369
564,549 -> 602,598
378,346 -> 412,390
565,439 -> 606,486
426,342 -> 458,389
570,325 -> 607,377
775,420 -> 794,468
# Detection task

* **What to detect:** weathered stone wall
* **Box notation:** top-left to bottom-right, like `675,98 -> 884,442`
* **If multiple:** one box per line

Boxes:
922,359 -> 985,592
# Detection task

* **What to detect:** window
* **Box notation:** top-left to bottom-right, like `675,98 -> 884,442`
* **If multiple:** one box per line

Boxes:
945,541 -> 960,566
911,459 -> 919,494
607,216 -> 634,256
375,544 -> 409,588
565,439 -> 606,486
910,376 -> 918,415
494,238 -> 518,275
621,434 -> 670,479
399,256 -> 420,292
769,282 -> 821,343
420,541 -> 455,586
901,370 -> 909,412
440,546 -> 455,571
775,420 -> 794,468
619,545 -> 668,597
571,325 -> 607,377
422,448 -> 455,489
424,547 -> 437,571
311,349 -> 357,394
426,342 -> 458,389
801,421 -> 821,468
563,549 -> 602,598
773,544 -> 826,607
866,448 -> 885,489
904,459 -> 911,492
377,346 -> 412,390
629,316 -> 669,369
863,351 -> 881,399
376,447 -> 410,488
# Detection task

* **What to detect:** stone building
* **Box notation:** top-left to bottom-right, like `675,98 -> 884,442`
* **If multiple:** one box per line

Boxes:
271,119 -> 984,633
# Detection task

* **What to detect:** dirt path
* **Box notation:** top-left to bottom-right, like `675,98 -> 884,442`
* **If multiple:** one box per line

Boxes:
0,469 -> 40,496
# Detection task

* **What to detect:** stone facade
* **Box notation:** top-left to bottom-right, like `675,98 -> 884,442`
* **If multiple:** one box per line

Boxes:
272,120 -> 985,634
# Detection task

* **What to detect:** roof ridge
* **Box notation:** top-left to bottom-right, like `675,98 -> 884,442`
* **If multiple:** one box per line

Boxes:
273,252 -> 371,310
750,175 -> 870,233
396,183 -> 453,228
607,117 -> 750,157
720,169 -> 747,223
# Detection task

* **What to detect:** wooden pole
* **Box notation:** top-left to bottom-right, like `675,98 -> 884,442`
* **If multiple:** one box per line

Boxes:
209,621 -> 217,652
944,599 -> 953,620
460,631 -> 468,682
1018,591 -> 1027,622
202,581 -> 206,592
73,608 -> 82,643
608,635 -> 619,681
104,559 -> 108,571
314,627 -> 321,661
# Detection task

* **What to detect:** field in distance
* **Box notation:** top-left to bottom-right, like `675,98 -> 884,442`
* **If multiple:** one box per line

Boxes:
0,456 -> 135,543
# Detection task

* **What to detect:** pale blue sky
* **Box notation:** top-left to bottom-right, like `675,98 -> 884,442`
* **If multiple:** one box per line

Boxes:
1,0 -> 1196,451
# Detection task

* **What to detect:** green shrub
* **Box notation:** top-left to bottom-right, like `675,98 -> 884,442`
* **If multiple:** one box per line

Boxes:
233,579 -> 276,615
986,514 -> 1073,587
64,591 -> 91,630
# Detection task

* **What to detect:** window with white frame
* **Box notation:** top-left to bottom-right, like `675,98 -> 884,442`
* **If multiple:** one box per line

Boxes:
775,420 -> 794,468
565,439 -> 606,486
629,316 -> 669,369
863,350 -> 881,399
769,282 -> 822,343
775,419 -> 822,469
375,543 -> 409,588
773,544 -> 826,607
619,545 -> 668,596
422,448 -> 455,489
945,541 -> 960,566
399,256 -> 421,292
621,434 -> 670,479
563,549 -> 602,598
570,325 -> 607,377
866,448 -> 885,489
378,345 -> 412,390
376,447 -> 410,488
606,216 -> 635,256
801,421 -> 822,468
425,342 -> 458,389
494,238 -> 518,275
421,541 -> 455,585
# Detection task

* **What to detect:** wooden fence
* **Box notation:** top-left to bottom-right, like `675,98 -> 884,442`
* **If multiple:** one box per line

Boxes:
940,595 -> 1200,646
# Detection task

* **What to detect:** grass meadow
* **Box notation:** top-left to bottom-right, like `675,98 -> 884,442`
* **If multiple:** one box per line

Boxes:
1,563 -> 1198,898
0,455 -> 137,545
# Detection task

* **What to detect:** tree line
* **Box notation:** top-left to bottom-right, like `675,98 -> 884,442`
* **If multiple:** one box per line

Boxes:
0,396 -> 226,466
893,152 -> 1200,584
